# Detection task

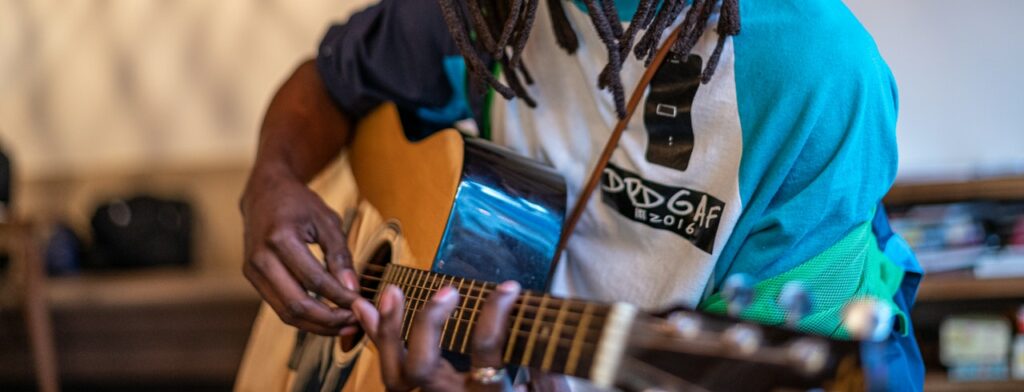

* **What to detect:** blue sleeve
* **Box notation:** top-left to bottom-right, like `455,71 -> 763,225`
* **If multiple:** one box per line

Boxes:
713,0 -> 922,388
872,207 -> 925,391
718,0 -> 900,291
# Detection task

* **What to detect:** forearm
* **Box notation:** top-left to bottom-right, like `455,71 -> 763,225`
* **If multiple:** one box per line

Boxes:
249,59 -> 352,187
239,59 -> 361,334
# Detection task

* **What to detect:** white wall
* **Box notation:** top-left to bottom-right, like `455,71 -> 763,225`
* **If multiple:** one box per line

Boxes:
0,0 -> 373,179
845,0 -> 1024,181
3,1 -> 1021,182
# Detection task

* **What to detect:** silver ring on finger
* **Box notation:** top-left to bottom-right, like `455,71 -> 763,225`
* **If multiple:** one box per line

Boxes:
469,366 -> 508,385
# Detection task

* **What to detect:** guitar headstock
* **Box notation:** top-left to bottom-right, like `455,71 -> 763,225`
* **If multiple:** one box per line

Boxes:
615,311 -> 861,391
611,277 -> 895,392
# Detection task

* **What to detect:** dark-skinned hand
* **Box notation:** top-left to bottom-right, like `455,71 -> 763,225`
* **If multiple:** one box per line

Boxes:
240,169 -> 360,335
352,280 -> 527,392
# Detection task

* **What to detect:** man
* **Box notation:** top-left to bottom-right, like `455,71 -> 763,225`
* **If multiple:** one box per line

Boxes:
240,0 -> 924,390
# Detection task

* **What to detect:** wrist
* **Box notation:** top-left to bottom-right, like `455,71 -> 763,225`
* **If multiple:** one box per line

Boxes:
251,159 -> 297,183
240,160 -> 300,213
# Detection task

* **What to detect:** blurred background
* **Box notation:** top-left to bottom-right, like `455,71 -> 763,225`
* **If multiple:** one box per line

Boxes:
0,1 -> 373,390
1,0 -> 1023,391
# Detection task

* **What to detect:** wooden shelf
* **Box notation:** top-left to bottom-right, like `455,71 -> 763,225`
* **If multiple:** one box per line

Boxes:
1,269 -> 262,386
47,268 -> 258,310
925,373 -> 1024,392
885,175 -> 1024,205
917,276 -> 1024,302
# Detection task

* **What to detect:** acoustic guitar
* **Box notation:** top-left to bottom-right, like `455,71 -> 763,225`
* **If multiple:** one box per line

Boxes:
235,103 -> 870,391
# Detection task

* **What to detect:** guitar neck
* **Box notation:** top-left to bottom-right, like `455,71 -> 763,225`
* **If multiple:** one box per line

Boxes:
359,264 -> 636,384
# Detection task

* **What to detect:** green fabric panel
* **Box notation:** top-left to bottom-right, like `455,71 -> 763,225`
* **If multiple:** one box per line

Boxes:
479,63 -> 502,141
699,219 -> 907,340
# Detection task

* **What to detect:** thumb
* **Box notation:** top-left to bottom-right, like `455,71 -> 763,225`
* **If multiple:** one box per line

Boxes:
312,210 -> 358,296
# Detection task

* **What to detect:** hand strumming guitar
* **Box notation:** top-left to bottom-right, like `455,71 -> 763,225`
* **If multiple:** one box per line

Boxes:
241,167 -> 360,335
240,60 -> 361,335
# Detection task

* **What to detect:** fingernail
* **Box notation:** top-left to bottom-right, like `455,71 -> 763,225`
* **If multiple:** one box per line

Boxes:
339,326 -> 358,336
380,285 -> 400,314
341,269 -> 359,291
434,286 -> 457,303
498,280 -> 521,293
352,302 -> 364,322
378,291 -> 392,314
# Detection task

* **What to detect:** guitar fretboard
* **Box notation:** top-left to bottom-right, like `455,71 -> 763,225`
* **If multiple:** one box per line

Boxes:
358,264 -> 630,381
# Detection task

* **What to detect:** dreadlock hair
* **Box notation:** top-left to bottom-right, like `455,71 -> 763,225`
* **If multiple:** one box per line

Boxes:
438,0 -> 741,118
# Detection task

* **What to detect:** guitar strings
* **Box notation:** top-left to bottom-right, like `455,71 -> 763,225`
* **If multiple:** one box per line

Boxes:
357,273 -> 594,311
356,267 -> 609,321
356,279 -> 607,330
356,286 -> 607,339
351,264 -> 612,353
354,279 -> 607,354
354,288 -> 603,363
346,266 -> 615,370
357,286 -> 606,334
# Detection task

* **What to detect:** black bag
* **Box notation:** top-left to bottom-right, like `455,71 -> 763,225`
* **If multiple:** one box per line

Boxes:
88,195 -> 193,269
0,145 -> 10,216
0,145 -> 8,271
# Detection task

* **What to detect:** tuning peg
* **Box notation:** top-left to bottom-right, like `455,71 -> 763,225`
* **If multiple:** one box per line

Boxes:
842,298 -> 895,342
722,273 -> 755,317
722,324 -> 763,355
777,281 -> 812,327
786,338 -> 829,375
666,311 -> 702,340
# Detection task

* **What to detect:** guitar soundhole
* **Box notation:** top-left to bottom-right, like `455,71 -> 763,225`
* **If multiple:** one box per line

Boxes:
368,243 -> 392,267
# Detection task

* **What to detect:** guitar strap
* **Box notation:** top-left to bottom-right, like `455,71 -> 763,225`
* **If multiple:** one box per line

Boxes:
552,23 -> 687,265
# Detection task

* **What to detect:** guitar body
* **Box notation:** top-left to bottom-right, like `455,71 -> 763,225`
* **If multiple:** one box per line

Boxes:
235,103 -> 567,392
348,104 -> 566,292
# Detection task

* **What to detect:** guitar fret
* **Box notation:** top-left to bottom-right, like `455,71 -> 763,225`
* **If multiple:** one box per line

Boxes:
439,275 -> 457,346
449,279 -> 473,351
444,278 -> 468,347
521,295 -> 550,366
566,303 -> 594,376
372,266 -> 392,304
386,266 -> 400,302
398,267 -> 412,338
416,270 -> 434,334
397,267 -> 413,336
504,291 -> 530,363
419,272 -> 436,325
425,274 -> 441,320
541,298 -> 571,371
460,280 -> 487,353
423,270 -> 437,296
404,269 -> 426,340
